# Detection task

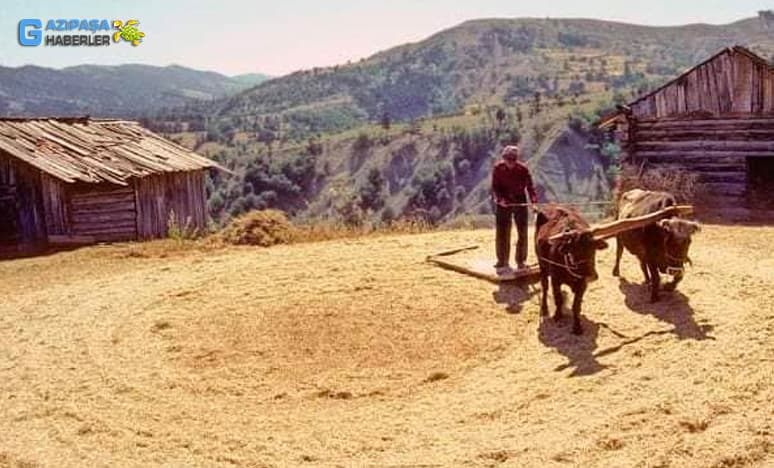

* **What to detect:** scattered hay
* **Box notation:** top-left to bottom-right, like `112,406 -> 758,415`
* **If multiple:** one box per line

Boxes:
478,449 -> 513,463
2,225 -> 772,466
113,239 -> 211,259
679,418 -> 710,433
316,389 -> 353,400
216,210 -> 298,246
150,320 -> 172,333
0,452 -> 38,468
597,437 -> 625,450
710,438 -> 772,467
424,371 -> 449,383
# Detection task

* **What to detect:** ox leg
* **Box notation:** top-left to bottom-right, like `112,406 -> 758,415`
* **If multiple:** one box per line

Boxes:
663,272 -> 683,292
539,271 -> 549,317
551,274 -> 564,321
612,237 -> 623,277
639,261 -> 650,283
571,282 -> 587,335
648,262 -> 661,303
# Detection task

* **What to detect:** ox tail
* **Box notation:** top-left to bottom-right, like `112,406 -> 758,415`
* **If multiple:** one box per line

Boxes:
535,209 -> 548,231
534,209 -> 548,246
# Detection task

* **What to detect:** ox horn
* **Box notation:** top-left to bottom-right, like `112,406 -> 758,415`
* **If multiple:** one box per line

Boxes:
590,205 -> 695,241
548,228 -> 587,242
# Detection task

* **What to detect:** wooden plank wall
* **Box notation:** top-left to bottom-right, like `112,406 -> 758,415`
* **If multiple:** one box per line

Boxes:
629,116 -> 774,202
40,174 -> 69,236
1,162 -> 207,245
67,184 -> 138,242
135,171 -> 207,239
631,49 -> 774,119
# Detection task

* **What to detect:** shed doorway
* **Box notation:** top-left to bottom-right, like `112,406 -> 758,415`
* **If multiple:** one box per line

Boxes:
747,157 -> 774,209
0,185 -> 18,243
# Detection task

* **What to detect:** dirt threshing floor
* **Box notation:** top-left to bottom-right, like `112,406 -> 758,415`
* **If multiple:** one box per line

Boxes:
0,225 -> 772,467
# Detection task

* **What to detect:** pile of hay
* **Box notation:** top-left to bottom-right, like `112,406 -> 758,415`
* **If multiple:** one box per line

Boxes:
217,210 -> 298,246
616,164 -> 701,204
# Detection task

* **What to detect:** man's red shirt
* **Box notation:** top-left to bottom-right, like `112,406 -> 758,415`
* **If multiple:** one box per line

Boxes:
492,160 -> 538,205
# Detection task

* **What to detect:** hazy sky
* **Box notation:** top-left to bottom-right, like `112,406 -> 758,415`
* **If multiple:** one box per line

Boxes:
0,0 -> 770,76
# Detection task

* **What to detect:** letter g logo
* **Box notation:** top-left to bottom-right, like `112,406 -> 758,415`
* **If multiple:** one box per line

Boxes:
19,19 -> 42,46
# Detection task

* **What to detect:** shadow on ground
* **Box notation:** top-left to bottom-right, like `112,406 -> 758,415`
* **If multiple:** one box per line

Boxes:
538,308 -> 608,377
492,282 -> 538,314
618,278 -> 714,340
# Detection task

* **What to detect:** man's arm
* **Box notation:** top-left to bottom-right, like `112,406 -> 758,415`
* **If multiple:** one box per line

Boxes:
491,165 -> 506,206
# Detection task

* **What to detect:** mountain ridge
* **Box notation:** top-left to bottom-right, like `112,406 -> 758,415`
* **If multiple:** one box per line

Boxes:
202,14 -> 773,135
0,63 -> 270,117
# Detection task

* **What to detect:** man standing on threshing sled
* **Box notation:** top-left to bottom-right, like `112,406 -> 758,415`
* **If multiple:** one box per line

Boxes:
491,145 -> 538,272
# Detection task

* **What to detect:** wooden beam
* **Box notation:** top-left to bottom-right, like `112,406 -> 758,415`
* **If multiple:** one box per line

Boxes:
426,244 -> 479,258
636,141 -> 774,151
548,206 -> 695,241
590,205 -> 695,240
426,255 -> 540,283
636,150 -> 774,159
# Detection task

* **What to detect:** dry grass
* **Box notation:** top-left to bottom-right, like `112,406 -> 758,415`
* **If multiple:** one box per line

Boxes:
212,209 -> 435,248
0,225 -> 772,467
293,216 -> 434,243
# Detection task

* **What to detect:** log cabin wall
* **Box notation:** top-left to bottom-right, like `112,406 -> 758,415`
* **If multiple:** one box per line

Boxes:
616,47 -> 774,215
40,174 -> 69,237
66,183 -> 138,242
135,171 -> 207,239
628,116 -> 774,202
2,167 -> 208,246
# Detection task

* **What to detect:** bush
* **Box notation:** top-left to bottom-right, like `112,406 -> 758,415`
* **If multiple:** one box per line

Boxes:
167,210 -> 198,241
216,209 -> 298,246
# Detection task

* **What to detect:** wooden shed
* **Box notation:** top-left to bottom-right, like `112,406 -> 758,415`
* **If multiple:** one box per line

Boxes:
600,46 -> 774,217
0,117 -> 219,251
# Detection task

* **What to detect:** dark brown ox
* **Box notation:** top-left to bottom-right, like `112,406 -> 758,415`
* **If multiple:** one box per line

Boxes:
612,189 -> 700,303
535,206 -> 608,335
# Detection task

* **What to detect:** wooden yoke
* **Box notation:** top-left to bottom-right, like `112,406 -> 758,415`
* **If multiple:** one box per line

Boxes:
548,205 -> 694,242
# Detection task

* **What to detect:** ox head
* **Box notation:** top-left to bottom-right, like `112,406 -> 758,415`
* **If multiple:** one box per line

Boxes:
657,218 -> 701,273
549,228 -> 608,282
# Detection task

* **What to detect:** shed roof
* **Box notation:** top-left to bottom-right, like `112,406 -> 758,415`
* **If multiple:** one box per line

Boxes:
625,46 -> 772,109
0,117 -> 220,185
597,45 -> 774,128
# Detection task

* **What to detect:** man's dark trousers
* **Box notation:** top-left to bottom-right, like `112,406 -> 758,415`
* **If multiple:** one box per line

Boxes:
495,200 -> 528,266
